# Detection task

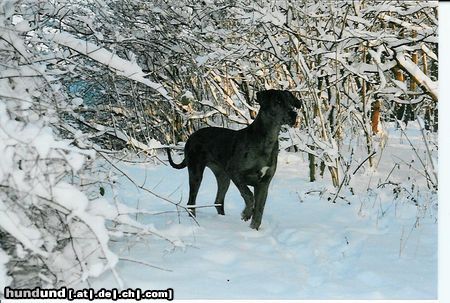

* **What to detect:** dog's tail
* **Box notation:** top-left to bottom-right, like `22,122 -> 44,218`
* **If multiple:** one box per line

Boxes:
166,148 -> 187,169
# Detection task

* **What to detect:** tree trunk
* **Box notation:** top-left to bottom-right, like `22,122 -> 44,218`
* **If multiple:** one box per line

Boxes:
371,100 -> 381,134
308,146 -> 316,182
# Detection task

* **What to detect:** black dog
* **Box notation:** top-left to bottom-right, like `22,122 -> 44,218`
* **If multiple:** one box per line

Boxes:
167,89 -> 302,230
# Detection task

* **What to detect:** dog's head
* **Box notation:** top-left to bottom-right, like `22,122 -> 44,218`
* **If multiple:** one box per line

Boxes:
256,89 -> 302,126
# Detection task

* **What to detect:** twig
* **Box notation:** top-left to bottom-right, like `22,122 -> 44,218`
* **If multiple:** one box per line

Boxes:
118,257 -> 172,272
352,151 -> 377,175
94,147 -> 200,227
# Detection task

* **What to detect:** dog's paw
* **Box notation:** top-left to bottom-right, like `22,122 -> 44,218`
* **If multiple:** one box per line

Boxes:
250,220 -> 261,230
241,208 -> 252,221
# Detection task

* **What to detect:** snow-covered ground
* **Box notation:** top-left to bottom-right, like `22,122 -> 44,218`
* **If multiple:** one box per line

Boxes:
89,125 -> 437,300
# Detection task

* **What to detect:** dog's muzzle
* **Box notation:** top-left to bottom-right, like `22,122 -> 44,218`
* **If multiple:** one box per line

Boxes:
287,110 -> 298,126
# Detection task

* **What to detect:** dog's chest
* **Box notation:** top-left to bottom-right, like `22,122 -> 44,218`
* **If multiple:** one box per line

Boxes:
237,148 -> 277,184
260,166 -> 270,178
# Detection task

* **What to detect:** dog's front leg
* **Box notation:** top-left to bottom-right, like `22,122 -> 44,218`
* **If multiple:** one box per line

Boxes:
250,182 -> 270,230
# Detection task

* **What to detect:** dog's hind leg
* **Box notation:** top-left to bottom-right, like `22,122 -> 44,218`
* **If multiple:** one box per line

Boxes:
231,178 -> 254,221
211,168 -> 230,215
187,163 -> 205,217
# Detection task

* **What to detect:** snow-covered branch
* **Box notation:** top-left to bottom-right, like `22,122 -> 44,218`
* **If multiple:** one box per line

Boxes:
47,31 -> 171,101
395,51 -> 438,102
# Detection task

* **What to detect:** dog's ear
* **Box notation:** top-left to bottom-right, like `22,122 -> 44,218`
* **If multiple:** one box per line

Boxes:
256,90 -> 268,105
285,91 -> 302,109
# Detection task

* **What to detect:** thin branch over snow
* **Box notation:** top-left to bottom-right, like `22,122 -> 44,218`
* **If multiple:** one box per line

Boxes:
48,31 -> 172,101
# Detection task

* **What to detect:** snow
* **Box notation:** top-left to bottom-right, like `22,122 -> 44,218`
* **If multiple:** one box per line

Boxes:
0,26 -> 29,60
86,124 -> 437,300
64,151 -> 86,172
195,55 -> 210,66
51,182 -> 122,285
52,182 -> 89,214
72,97 -> 83,106
0,198 -> 48,257
0,247 -> 12,290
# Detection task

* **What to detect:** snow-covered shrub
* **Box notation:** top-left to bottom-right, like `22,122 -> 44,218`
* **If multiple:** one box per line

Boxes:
0,1 -> 121,290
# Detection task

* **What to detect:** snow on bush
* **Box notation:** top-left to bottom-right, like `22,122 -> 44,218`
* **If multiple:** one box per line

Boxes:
0,87 -> 123,288
0,247 -> 12,290
0,1 -> 123,290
